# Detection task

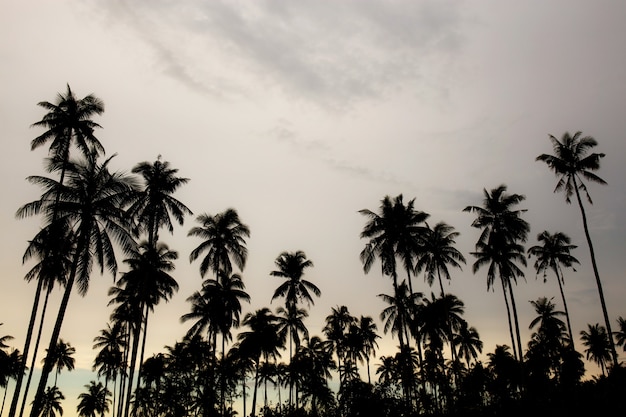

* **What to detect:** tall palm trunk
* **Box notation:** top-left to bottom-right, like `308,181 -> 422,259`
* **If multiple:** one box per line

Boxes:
500,279 -> 518,361
554,264 -> 575,346
573,179 -> 618,367
507,283 -> 524,365
8,279 -> 43,417
29,243 -> 82,417
123,321 -> 141,417
251,359 -> 260,417
19,287 -> 53,417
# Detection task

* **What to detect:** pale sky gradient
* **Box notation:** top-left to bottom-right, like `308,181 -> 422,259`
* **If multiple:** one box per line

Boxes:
2,0 -> 626,413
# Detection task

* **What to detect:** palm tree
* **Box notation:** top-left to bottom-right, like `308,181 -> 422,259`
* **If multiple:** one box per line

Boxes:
528,297 -> 567,344
271,251 -> 320,310
11,85 -> 105,417
115,241 -> 179,417
580,323 -> 612,376
37,386 -> 64,417
615,317 -> 626,351
188,208 -> 250,279
453,323 -> 483,368
77,381 -> 111,417
378,283 -> 422,357
126,157 -> 192,247
323,306 -> 356,389
237,308 -> 284,417
537,131 -> 617,366
18,154 -> 136,417
464,185 -> 529,362
92,322 -> 126,414
528,231 -> 579,345
415,222 -> 466,297
43,340 -> 75,387
356,316 -> 380,384
359,194 -> 429,297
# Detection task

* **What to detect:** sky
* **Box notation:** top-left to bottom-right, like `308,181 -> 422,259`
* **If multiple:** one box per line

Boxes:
1,0 -> 626,413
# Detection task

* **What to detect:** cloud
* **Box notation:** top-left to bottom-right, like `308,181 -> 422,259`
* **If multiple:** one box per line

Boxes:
92,0 -> 466,107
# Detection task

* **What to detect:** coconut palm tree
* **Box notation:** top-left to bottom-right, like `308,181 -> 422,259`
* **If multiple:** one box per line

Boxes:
528,231 -> 579,345
615,317 -> 626,351
537,131 -> 617,366
356,316 -> 380,384
271,251 -> 320,310
528,297 -> 568,344
359,195 -> 429,297
77,381 -> 111,417
188,208 -> 250,279
237,308 -> 284,417
126,157 -> 192,247
453,322 -> 483,368
323,306 -> 356,389
11,86 -> 105,417
92,322 -> 126,413
37,386 -> 64,417
43,340 -> 75,387
580,323 -> 612,376
18,154 -> 136,417
115,241 -> 179,417
415,222 -> 466,297
464,185 -> 529,362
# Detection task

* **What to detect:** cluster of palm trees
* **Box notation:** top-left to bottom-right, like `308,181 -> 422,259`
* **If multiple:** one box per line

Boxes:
2,86 -> 626,417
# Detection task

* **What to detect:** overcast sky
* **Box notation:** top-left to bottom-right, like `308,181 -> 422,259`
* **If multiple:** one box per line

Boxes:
2,0 -> 626,410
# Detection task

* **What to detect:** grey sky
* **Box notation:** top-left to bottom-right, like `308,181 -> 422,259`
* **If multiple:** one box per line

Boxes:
2,0 -> 626,411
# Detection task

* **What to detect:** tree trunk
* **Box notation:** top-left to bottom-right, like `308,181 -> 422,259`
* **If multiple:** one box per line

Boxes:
554,265 -> 575,347
573,179 -> 618,367
123,322 -> 141,417
507,283 -> 524,365
8,279 -> 43,417
500,278 -> 518,361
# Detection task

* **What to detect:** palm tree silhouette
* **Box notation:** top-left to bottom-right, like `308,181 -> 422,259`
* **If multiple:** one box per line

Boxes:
188,208 -> 250,279
528,231 -> 579,345
92,323 -> 125,416
580,323 -> 612,376
537,131 -> 617,367
11,85 -> 105,417
77,381 -> 111,417
37,386 -> 64,417
465,185 -> 529,362
453,323 -> 483,368
237,308 -> 284,417
415,222 -> 466,297
18,154 -> 136,417
615,317 -> 626,352
528,297 -> 567,343
43,339 -> 75,387
323,305 -> 356,390
360,194 -> 429,297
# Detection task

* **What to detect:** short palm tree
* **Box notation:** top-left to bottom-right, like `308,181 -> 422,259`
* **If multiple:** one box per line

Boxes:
37,386 -> 64,417
77,381 -> 111,417
528,297 -> 568,345
188,208 -> 250,279
453,322 -> 483,368
415,222 -> 466,296
528,231 -> 579,345
271,251 -> 320,310
323,306 -> 356,389
580,323 -> 612,376
537,131 -> 617,366
43,339 -> 75,387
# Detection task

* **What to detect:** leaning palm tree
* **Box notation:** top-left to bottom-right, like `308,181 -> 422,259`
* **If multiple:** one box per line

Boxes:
464,185 -> 529,362
537,131 -> 617,367
37,386 -> 64,417
527,231 -> 579,345
415,222 -> 466,297
10,86 -> 105,417
18,154 -> 136,417
188,208 -> 250,279
580,323 -> 612,376
77,381 -> 111,417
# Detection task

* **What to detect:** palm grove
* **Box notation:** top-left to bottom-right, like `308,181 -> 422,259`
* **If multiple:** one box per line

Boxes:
1,86 -> 625,417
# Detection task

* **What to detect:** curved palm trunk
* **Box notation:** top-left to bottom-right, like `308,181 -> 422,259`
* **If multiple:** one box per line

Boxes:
573,180 -> 618,367
554,265 -> 575,346
507,283 -> 524,365
8,279 -> 43,417
500,279 -> 518,361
